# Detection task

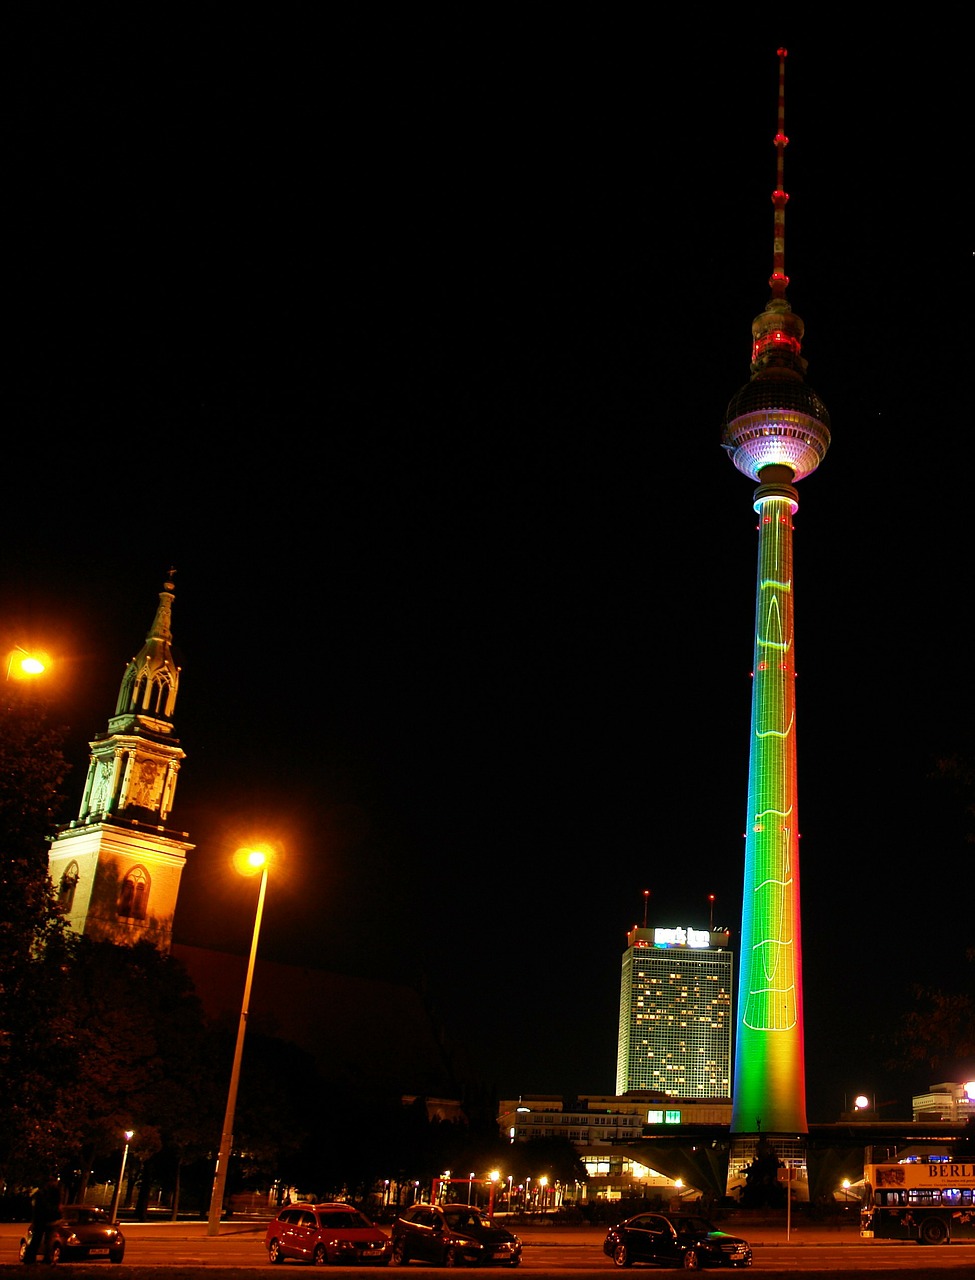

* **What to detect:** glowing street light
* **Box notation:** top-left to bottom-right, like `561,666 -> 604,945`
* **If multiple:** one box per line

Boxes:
488,1170 -> 500,1221
108,1131 -> 134,1222
5,646 -> 48,681
207,847 -> 271,1236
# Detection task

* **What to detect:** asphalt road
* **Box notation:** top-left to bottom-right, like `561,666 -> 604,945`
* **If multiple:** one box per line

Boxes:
3,1216 -> 975,1276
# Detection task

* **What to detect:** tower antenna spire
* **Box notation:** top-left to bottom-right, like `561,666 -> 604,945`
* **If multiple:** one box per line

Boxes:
770,48 -> 790,301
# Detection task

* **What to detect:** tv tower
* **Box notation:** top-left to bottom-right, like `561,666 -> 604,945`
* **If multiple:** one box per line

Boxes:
722,49 -> 830,1140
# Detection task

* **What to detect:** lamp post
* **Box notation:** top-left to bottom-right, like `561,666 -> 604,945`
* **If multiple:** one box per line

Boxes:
109,1131 -> 134,1222
488,1171 -> 500,1221
207,849 -> 270,1236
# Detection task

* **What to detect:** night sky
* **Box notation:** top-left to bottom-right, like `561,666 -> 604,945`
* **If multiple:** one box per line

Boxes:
4,10 -> 972,1124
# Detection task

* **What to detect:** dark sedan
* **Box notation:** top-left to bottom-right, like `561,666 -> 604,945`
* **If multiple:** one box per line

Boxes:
19,1205 -> 125,1264
391,1203 -> 521,1266
603,1212 -> 751,1269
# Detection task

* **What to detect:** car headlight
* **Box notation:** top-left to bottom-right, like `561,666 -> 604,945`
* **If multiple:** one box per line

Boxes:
66,1234 -> 80,1246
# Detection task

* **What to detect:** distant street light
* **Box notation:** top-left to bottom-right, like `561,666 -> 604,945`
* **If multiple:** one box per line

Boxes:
108,1131 -> 134,1222
842,1178 -> 851,1205
206,848 -> 271,1236
488,1171 -> 500,1221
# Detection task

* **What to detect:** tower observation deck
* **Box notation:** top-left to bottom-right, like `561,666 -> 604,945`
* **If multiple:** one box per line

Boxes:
722,49 -> 830,1140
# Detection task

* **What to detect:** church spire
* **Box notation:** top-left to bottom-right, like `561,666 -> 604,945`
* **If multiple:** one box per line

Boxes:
112,571 -> 180,730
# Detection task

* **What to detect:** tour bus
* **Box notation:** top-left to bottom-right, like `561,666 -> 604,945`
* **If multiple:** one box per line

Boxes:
861,1158 -> 975,1244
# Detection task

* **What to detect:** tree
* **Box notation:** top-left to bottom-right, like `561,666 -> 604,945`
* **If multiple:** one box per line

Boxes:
888,959 -> 975,1077
0,689 -> 76,1184
63,939 -> 221,1215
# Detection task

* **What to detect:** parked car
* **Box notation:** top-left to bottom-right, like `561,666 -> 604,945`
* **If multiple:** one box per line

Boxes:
603,1212 -> 752,1269
264,1202 -> 392,1265
391,1203 -> 522,1267
19,1205 -> 125,1264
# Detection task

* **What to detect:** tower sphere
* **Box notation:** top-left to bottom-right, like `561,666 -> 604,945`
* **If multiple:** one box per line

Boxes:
721,376 -> 831,483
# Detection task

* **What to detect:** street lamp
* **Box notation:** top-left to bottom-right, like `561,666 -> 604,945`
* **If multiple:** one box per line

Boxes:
488,1171 -> 500,1221
108,1131 -> 134,1222
206,848 -> 271,1236
5,646 -> 48,681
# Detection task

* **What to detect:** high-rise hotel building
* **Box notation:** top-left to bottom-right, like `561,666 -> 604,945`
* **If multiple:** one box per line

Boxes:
616,925 -> 733,1098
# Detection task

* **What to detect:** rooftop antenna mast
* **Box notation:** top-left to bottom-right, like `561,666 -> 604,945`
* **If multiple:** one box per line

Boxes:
642,889 -> 650,928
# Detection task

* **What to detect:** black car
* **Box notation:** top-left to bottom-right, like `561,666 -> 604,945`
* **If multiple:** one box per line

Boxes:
603,1212 -> 751,1270
391,1203 -> 522,1267
19,1205 -> 125,1264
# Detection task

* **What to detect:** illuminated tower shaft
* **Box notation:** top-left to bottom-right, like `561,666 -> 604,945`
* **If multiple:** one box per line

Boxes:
734,468 -> 805,1132
722,50 -> 830,1137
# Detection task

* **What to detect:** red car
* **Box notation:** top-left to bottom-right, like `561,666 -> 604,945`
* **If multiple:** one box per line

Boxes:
264,1202 -> 392,1265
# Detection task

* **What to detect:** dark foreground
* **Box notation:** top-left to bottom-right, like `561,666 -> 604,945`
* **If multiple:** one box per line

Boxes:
3,1215 -> 974,1277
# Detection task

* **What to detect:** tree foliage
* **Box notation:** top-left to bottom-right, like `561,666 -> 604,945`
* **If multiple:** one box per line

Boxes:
0,690 -> 76,1183
63,939 -> 221,1204
888,958 -> 975,1077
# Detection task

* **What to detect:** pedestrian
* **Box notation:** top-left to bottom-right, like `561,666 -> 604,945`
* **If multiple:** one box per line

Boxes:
22,1178 -> 63,1265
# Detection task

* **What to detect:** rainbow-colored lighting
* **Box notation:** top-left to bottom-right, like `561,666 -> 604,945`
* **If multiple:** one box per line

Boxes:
723,49 -> 830,1137
731,477 -> 807,1134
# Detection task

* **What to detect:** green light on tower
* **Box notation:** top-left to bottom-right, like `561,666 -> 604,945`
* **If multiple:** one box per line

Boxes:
721,48 -> 831,1137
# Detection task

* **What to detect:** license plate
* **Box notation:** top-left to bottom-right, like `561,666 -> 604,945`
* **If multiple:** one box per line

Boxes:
492,1251 -> 510,1259
89,1248 -> 110,1255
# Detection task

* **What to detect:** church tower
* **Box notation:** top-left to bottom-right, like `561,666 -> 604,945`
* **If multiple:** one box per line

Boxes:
48,575 -> 193,951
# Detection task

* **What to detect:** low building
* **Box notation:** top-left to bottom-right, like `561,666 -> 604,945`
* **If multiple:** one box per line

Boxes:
498,1092 -> 732,1202
912,1082 -> 975,1124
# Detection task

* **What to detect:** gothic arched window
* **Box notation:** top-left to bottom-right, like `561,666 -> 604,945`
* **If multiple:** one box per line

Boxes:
118,867 -> 150,920
58,862 -> 80,913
